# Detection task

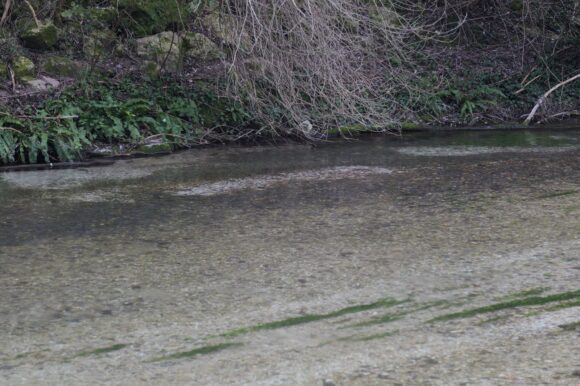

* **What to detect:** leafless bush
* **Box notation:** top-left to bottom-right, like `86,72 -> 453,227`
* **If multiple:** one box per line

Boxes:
221,0 -> 452,137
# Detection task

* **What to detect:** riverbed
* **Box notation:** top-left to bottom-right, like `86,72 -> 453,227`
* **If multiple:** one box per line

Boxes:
1,129 -> 579,385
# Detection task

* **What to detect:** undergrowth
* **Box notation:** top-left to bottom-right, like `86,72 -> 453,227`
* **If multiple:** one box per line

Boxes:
0,77 -> 255,165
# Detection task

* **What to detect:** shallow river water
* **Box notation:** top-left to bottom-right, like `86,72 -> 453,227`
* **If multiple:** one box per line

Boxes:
1,129 -> 579,385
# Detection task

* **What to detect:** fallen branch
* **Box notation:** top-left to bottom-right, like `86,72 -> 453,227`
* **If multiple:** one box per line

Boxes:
23,0 -> 40,28
514,75 -> 540,95
523,72 -> 580,125
0,0 -> 12,26
0,126 -> 23,134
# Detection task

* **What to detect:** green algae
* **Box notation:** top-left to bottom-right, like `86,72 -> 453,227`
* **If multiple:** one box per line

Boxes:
336,330 -> 398,343
429,290 -> 580,322
537,190 -> 578,199
221,297 -> 404,337
500,287 -> 551,300
543,299 -> 580,312
349,313 -> 404,328
77,343 -> 128,357
152,342 -> 242,362
558,321 -> 580,331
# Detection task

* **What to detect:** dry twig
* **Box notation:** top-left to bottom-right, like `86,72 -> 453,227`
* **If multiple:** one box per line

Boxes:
523,72 -> 580,125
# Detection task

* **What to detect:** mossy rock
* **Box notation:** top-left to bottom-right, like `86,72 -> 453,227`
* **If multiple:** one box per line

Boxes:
12,56 -> 35,81
83,29 -> 117,58
20,22 -> 59,50
201,13 -> 249,48
61,5 -> 118,25
117,0 -> 190,38
182,32 -> 223,61
0,56 -> 37,81
136,32 -> 183,72
42,56 -> 83,77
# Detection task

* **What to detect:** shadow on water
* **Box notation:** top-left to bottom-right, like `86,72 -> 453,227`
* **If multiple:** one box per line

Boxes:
0,128 -> 579,247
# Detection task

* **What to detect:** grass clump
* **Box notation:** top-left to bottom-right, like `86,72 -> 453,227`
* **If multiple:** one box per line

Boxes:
222,297 -> 404,338
152,342 -> 242,362
429,290 -> 580,322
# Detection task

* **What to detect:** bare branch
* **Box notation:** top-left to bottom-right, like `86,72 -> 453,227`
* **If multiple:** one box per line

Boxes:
523,72 -> 580,125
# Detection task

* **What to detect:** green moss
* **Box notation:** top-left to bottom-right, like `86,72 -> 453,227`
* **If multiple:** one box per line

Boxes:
152,342 -> 242,362
401,122 -> 420,130
429,290 -> 580,322
182,32 -> 223,61
20,22 -> 58,50
350,313 -> 404,328
77,343 -> 128,357
43,56 -> 82,77
222,297 -> 404,337
118,0 -> 190,38
136,32 -> 183,72
12,56 -> 35,81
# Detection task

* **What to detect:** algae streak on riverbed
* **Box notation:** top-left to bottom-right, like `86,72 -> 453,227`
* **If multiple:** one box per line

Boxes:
0,129 -> 579,385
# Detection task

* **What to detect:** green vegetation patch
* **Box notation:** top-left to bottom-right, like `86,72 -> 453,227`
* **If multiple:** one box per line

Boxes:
222,297 -> 404,337
537,190 -> 579,199
350,313 -> 404,328
336,330 -> 398,343
501,287 -> 551,300
429,290 -> 580,322
0,77 -> 254,165
77,343 -> 128,357
152,342 -> 242,362
558,321 -> 580,331
544,299 -> 580,312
